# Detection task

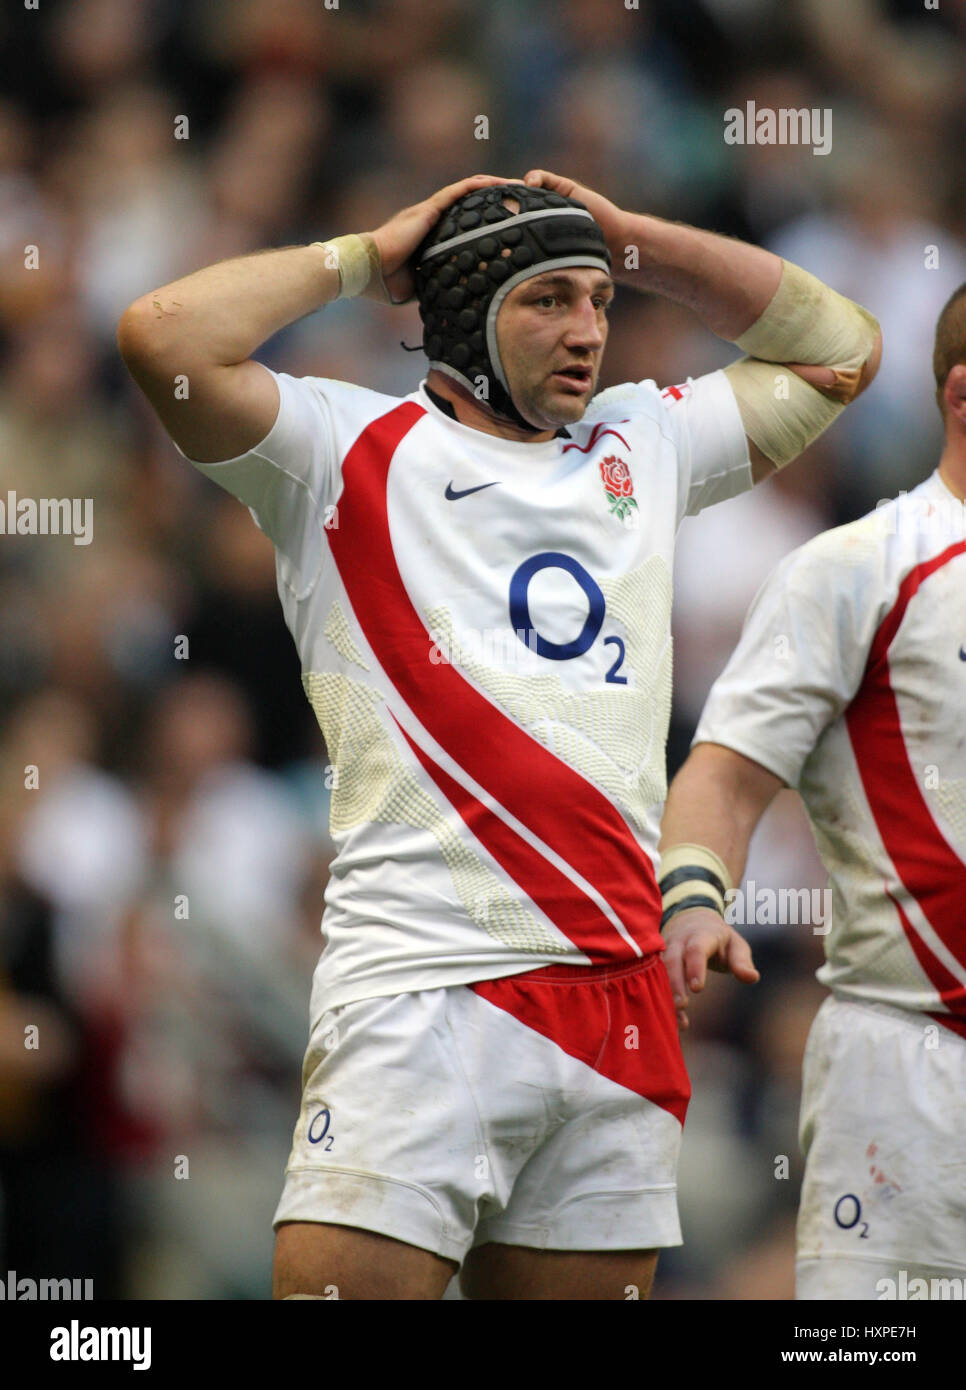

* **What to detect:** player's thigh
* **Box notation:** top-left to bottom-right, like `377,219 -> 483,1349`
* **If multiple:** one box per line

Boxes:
273,1220 -> 458,1300
460,1242 -> 657,1301
796,997 -> 966,1298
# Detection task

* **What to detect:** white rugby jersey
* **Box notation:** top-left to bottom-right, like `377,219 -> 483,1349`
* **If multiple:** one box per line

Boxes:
177,367 -> 751,1012
694,471 -> 966,1036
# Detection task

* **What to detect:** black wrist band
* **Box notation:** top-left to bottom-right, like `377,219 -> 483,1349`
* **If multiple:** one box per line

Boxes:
658,864 -> 727,900
660,894 -> 724,930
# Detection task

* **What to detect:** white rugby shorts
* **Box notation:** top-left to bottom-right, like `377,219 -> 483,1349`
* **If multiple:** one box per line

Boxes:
796,994 -> 966,1299
273,955 -> 690,1262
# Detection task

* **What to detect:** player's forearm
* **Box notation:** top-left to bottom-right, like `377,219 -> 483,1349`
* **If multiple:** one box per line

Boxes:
118,244 -> 340,369
659,744 -> 783,887
617,213 -> 783,341
619,211 -> 881,470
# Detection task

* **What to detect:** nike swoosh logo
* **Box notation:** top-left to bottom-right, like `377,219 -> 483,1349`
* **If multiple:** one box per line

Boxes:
444,480 -> 500,501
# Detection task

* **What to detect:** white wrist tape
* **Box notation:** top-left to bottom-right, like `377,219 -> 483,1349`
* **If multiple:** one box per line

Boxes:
312,233 -> 390,301
659,843 -> 733,928
724,259 -> 879,469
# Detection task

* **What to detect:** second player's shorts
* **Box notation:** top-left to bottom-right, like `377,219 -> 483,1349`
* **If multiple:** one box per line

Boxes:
273,954 -> 690,1263
796,994 -> 966,1300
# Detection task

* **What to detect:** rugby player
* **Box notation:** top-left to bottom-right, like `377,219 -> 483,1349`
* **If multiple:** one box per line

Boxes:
118,170 -> 880,1299
659,285 -> 966,1300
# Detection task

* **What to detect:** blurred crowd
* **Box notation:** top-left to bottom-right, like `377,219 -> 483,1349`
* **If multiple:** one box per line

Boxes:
1,0 -> 964,1300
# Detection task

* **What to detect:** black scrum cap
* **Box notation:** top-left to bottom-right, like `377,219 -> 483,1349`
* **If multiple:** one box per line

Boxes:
415,183 -> 611,430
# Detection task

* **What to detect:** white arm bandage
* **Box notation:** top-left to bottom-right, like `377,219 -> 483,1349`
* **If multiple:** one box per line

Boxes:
723,260 -> 880,469
311,233 -> 395,302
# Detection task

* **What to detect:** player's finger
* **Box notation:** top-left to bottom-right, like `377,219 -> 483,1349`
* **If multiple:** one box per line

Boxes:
726,930 -> 760,984
428,173 -> 513,209
381,178 -> 510,260
684,935 -> 713,994
523,168 -> 570,192
662,940 -> 689,1008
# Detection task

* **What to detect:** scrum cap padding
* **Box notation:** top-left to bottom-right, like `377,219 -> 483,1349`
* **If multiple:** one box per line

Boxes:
415,184 -> 611,428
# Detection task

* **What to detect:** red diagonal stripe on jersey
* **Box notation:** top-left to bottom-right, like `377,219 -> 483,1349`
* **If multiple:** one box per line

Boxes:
888,890 -> 966,1027
846,542 -> 966,1008
392,713 -> 604,955
867,540 -> 966,665
327,402 -> 663,962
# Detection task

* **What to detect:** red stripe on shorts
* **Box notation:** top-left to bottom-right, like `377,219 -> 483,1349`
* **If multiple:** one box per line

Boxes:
469,958 -> 690,1125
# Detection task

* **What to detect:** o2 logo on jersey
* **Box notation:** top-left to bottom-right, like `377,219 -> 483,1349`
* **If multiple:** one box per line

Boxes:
508,551 -> 627,684
833,1193 -> 869,1238
307,1107 -> 335,1151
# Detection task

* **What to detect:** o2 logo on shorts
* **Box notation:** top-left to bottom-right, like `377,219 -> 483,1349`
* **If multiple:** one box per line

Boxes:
509,552 -> 628,685
833,1192 -> 869,1238
308,1106 -> 335,1151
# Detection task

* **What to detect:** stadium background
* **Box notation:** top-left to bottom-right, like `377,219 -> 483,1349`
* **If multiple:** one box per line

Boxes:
0,0 -> 963,1300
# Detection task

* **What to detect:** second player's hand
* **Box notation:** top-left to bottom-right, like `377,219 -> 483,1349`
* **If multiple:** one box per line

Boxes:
662,906 -> 759,1031
364,173 -> 514,304
522,168 -> 629,268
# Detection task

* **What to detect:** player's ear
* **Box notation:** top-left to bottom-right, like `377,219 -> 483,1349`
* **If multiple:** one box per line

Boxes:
943,363 -> 966,431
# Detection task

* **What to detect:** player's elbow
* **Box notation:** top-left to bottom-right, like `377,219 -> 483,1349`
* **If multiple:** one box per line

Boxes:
853,325 -> 882,400
117,294 -> 184,370
117,297 -> 156,366
803,313 -> 882,405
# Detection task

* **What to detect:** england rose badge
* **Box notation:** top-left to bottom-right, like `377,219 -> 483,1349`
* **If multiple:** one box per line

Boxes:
599,455 -> 638,522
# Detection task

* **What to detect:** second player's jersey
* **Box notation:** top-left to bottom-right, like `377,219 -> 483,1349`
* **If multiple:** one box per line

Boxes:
695,472 -> 966,1033
178,368 -> 751,1012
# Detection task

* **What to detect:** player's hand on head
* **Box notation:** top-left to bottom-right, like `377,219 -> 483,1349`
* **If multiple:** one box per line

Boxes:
661,905 -> 759,1031
364,173 -> 513,304
522,169 -> 627,261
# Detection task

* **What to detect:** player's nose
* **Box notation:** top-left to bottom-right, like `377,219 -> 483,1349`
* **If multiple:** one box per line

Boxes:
563,300 -> 606,351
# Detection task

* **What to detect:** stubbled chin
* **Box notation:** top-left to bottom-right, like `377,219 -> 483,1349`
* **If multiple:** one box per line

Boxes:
552,396 -> 590,422
511,383 -> 593,431
541,390 -> 591,422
